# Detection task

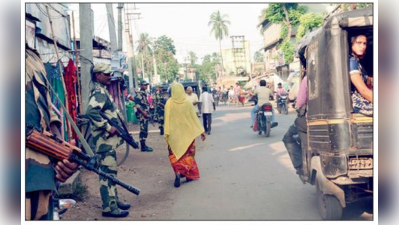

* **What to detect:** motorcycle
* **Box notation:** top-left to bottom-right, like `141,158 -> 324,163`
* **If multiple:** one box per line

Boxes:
53,198 -> 76,220
220,91 -> 228,105
277,94 -> 289,115
213,92 -> 220,106
254,103 -> 278,137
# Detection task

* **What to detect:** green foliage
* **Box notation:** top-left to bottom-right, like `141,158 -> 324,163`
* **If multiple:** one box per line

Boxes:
296,13 -> 323,40
280,25 -> 288,40
263,3 -> 307,26
136,33 -> 152,54
254,51 -> 264,63
211,52 -> 221,64
209,10 -> 230,74
260,4 -> 308,63
188,51 -> 198,67
280,41 -> 294,63
208,10 -> 230,41
357,3 -> 373,9
154,35 -> 176,55
288,5 -> 308,27
196,52 -> 221,83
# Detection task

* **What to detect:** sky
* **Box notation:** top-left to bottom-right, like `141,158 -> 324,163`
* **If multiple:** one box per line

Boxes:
70,3 -> 268,64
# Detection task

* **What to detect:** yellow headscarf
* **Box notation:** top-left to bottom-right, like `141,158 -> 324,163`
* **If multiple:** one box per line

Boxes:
164,83 -> 204,160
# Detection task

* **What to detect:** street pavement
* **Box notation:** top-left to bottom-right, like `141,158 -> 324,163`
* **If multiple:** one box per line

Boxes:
169,104 -> 372,220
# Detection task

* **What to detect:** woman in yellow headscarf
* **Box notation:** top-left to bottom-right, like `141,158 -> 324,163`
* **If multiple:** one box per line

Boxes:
164,83 -> 206,188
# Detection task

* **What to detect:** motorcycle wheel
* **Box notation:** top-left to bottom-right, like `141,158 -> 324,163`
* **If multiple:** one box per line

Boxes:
265,121 -> 271,137
284,104 -> 288,115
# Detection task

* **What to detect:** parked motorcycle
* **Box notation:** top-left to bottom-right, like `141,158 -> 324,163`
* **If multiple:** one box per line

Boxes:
254,103 -> 278,137
277,94 -> 289,115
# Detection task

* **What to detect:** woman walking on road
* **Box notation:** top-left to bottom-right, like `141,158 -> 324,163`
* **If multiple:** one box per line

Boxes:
164,83 -> 206,188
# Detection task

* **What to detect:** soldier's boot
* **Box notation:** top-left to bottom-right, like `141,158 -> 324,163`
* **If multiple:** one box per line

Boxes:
160,127 -> 164,135
102,209 -> 129,218
117,201 -> 131,210
140,141 -> 153,152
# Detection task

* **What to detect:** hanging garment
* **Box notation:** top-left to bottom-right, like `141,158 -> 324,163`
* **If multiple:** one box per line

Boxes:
63,59 -> 78,139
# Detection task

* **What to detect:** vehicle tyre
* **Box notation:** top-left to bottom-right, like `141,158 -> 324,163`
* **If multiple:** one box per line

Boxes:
284,103 -> 288,115
316,180 -> 343,220
265,121 -> 271,137
342,203 -> 365,219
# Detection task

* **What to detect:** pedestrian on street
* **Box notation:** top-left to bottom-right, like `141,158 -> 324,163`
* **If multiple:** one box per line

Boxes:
133,81 -> 153,152
186,86 -> 200,117
154,84 -> 166,135
234,82 -> 241,105
199,86 -> 216,135
25,46 -> 78,220
164,83 -> 206,188
86,63 -> 131,218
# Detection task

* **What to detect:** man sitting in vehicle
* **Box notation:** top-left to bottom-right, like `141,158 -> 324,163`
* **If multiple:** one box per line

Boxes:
250,80 -> 275,128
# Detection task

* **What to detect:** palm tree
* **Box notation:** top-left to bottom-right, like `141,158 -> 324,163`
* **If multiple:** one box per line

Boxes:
208,10 -> 230,77
137,33 -> 152,80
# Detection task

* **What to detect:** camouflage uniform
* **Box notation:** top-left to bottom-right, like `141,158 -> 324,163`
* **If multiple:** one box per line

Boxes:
153,90 -> 165,134
25,49 -> 59,220
86,82 -> 124,213
133,90 -> 151,146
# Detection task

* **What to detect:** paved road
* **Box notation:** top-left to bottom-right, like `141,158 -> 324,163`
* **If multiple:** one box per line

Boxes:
170,104 -> 372,220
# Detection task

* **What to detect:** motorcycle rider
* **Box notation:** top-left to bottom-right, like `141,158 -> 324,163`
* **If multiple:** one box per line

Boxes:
276,82 -> 288,111
250,80 -> 276,128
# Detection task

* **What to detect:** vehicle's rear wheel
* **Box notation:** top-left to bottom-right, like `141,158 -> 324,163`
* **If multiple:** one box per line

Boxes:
265,121 -> 271,137
316,180 -> 343,220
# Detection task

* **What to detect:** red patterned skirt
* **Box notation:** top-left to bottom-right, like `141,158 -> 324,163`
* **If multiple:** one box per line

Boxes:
168,140 -> 200,180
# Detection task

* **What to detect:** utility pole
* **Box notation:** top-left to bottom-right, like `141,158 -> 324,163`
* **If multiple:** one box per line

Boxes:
124,5 -> 138,88
117,3 -> 123,51
106,4 -> 118,53
127,4 -> 143,80
150,37 -> 158,84
79,3 -> 93,110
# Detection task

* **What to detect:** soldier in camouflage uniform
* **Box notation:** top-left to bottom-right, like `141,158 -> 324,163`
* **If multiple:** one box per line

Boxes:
133,81 -> 153,152
25,46 -> 78,220
85,63 -> 131,218
154,84 -> 166,135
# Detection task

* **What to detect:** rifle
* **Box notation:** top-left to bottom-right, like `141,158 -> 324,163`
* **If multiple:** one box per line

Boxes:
99,112 -> 139,149
26,130 -> 140,196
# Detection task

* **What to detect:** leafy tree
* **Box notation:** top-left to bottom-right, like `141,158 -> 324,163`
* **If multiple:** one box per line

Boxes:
188,51 -> 198,67
211,52 -> 221,64
335,3 -> 373,12
280,42 -> 295,64
254,51 -> 264,63
259,3 -> 307,63
151,35 -> 179,83
261,3 -> 307,41
208,10 -> 230,76
196,52 -> 221,83
154,35 -> 176,55
296,13 -> 323,40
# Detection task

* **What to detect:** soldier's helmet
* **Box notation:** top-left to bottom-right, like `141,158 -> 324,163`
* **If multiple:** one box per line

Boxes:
93,63 -> 112,74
